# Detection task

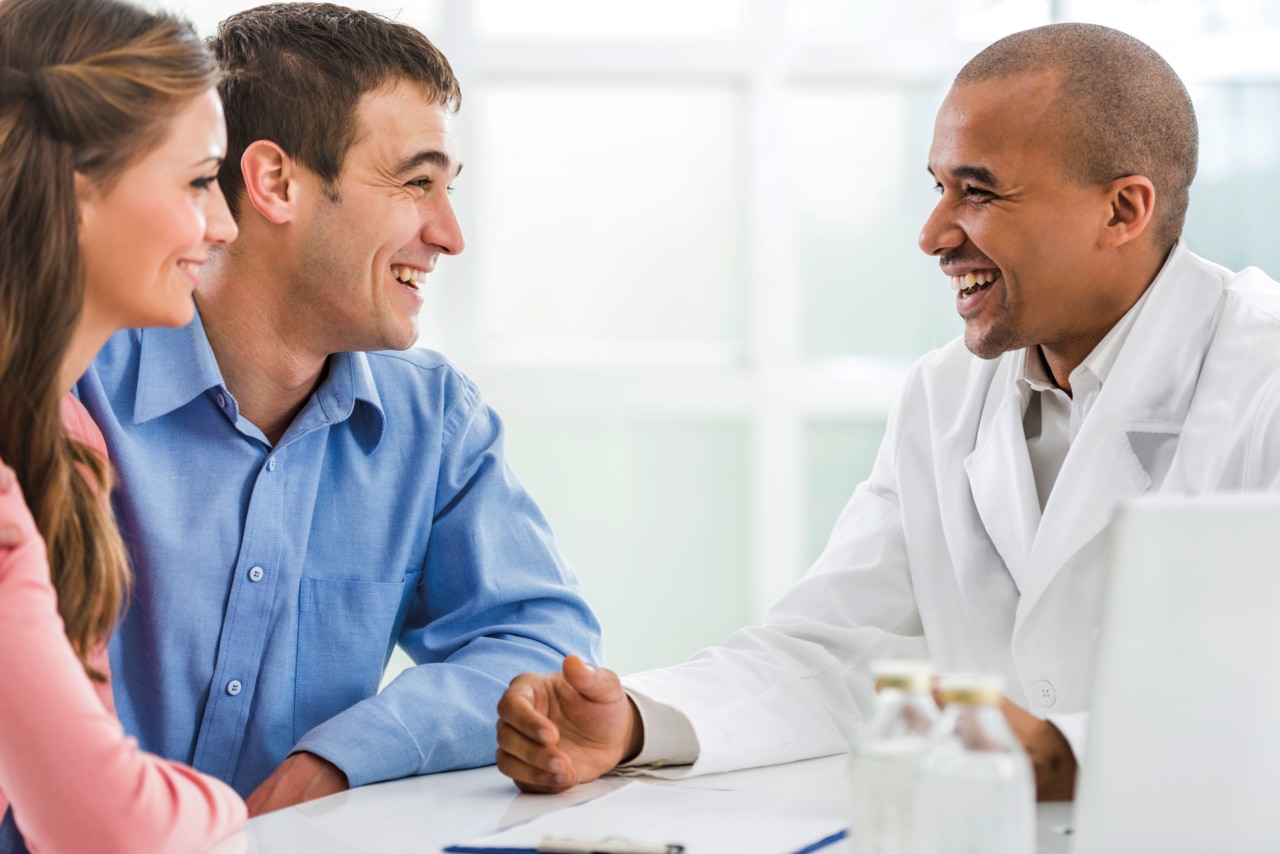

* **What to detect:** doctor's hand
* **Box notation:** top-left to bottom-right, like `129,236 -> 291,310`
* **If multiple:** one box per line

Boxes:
244,751 -> 349,816
0,464 -> 24,549
495,655 -> 643,794
1000,697 -> 1076,801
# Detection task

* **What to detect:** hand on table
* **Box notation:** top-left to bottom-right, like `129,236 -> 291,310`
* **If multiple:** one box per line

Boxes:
0,464 -> 24,548
245,751 -> 349,816
495,655 -> 643,794
1000,697 -> 1076,801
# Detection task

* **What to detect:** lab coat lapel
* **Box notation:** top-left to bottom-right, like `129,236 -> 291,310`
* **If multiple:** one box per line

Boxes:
964,354 -> 1039,585
1017,246 -> 1224,617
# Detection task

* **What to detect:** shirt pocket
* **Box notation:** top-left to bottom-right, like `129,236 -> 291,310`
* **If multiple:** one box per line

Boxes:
294,576 -> 408,742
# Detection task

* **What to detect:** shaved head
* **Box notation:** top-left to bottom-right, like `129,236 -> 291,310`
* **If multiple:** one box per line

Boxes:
956,23 -> 1198,251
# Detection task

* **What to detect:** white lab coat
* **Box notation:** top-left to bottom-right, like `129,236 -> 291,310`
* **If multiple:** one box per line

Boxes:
624,244 -> 1280,777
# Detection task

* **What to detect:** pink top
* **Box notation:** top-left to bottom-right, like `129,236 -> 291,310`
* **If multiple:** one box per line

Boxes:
0,395 -> 246,853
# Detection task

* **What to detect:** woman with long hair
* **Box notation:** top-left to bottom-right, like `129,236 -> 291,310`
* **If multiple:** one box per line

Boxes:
0,0 -> 246,850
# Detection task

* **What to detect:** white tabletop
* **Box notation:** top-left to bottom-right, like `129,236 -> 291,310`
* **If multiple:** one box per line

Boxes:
216,755 -> 1075,854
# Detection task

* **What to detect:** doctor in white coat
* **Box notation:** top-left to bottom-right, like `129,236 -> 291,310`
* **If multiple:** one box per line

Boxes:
493,23 -> 1280,801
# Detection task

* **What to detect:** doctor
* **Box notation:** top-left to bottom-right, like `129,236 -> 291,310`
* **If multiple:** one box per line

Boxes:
493,22 -> 1280,801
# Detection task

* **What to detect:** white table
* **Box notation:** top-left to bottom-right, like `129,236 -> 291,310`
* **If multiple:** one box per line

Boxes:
219,755 -> 1075,854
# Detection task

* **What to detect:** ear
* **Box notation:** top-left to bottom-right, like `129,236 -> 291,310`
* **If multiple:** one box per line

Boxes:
240,140 -> 298,225
73,170 -> 95,227
1099,175 -> 1156,250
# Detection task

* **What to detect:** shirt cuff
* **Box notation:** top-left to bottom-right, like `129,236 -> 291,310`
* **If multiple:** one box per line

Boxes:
618,688 -> 701,769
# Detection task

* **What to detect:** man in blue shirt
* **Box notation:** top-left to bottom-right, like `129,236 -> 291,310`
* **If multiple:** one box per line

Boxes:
75,3 -> 603,815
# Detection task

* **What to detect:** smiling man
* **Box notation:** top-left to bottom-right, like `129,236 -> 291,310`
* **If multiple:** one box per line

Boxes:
74,3 -> 602,814
494,23 -> 1280,802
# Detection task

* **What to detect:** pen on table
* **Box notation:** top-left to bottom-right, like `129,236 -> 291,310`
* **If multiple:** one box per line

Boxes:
537,837 -> 685,854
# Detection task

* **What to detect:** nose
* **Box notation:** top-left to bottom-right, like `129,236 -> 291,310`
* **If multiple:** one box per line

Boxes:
424,194 -> 464,256
206,183 -> 238,247
918,197 -> 964,258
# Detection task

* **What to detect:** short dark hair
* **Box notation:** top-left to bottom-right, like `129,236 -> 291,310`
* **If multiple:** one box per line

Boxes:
209,2 -> 460,218
957,23 -> 1198,251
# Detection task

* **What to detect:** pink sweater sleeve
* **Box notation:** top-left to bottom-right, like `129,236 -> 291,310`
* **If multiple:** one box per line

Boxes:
0,398 -> 246,853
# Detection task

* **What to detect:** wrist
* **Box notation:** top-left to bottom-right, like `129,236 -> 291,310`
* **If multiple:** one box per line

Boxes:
620,694 -> 644,764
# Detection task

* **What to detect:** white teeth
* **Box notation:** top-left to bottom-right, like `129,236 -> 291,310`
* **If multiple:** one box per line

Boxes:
950,270 -> 997,295
392,265 -> 427,288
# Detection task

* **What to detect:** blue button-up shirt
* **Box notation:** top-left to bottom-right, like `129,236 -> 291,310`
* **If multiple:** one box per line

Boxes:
76,313 -> 603,796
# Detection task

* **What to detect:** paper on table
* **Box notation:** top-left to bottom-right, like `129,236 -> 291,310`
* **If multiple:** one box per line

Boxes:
444,781 -> 848,854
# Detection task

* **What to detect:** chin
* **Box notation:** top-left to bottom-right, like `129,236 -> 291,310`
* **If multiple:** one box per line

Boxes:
963,326 -> 1017,361
157,297 -> 197,329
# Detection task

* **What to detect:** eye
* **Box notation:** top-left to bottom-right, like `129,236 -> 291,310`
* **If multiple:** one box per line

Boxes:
409,177 -> 433,189
932,182 -> 944,195
190,175 -> 218,190
963,185 -> 997,203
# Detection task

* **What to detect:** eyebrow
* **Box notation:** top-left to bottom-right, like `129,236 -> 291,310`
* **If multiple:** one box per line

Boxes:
394,149 -> 463,179
927,164 -> 1000,187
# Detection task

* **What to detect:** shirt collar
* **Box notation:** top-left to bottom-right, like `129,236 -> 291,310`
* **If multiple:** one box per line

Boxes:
1017,274 -> 1157,394
133,309 -> 387,449
312,349 -> 386,451
133,310 -> 224,424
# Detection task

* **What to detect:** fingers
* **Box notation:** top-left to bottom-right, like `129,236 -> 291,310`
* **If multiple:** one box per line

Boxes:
0,523 -> 22,549
561,654 -> 622,703
497,679 -> 558,744
495,740 -> 576,794
496,720 -> 574,787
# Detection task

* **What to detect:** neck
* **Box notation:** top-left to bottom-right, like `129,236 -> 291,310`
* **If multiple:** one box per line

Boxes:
59,312 -> 116,398
196,249 -> 328,445
1037,243 -> 1170,394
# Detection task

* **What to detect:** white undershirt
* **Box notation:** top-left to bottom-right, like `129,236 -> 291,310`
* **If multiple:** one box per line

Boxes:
1020,282 -> 1153,511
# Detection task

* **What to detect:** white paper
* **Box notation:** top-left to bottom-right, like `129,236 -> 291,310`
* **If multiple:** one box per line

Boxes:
447,781 -> 848,854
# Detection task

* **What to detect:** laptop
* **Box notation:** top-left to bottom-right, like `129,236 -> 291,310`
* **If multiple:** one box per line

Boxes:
1071,493 -> 1280,854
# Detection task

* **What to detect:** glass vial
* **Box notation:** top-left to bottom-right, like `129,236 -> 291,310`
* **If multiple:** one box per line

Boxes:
848,660 -> 939,854
913,673 -> 1035,854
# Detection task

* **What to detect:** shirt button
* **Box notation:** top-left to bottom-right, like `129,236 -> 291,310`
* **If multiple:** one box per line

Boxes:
248,566 -> 264,582
217,393 -> 226,409
226,680 -> 243,696
1035,680 -> 1057,707
267,457 -> 277,472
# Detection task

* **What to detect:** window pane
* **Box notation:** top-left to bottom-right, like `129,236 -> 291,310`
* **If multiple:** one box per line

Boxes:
160,1 -> 443,39
472,0 -> 747,41
804,420 -> 887,567
503,422 -> 752,675
1184,84 -> 1280,280
476,84 -> 745,365
1064,0 -> 1280,40
787,85 -> 962,362
789,0 -> 1050,43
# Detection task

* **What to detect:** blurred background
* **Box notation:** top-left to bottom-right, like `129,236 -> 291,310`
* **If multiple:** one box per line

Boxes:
160,0 -> 1280,678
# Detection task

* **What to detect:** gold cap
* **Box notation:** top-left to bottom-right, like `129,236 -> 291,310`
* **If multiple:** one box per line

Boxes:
935,673 -> 1004,706
871,659 -> 933,693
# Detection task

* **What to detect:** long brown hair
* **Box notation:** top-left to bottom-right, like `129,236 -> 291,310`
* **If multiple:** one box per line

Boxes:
0,0 -> 218,678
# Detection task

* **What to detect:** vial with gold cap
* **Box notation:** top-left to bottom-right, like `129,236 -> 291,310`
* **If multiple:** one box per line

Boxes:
848,659 -> 939,854
913,673 -> 1034,854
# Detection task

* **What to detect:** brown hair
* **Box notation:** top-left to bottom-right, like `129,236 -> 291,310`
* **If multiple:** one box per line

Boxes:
956,23 -> 1198,252
210,2 -> 460,219
0,0 -> 218,678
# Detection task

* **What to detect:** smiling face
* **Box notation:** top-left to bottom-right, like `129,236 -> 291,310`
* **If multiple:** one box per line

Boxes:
77,87 -> 237,333
287,81 -> 465,354
919,72 -> 1126,366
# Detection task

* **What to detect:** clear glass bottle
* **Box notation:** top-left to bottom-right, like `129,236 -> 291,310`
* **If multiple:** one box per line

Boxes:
848,660 -> 939,854
913,673 -> 1035,854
